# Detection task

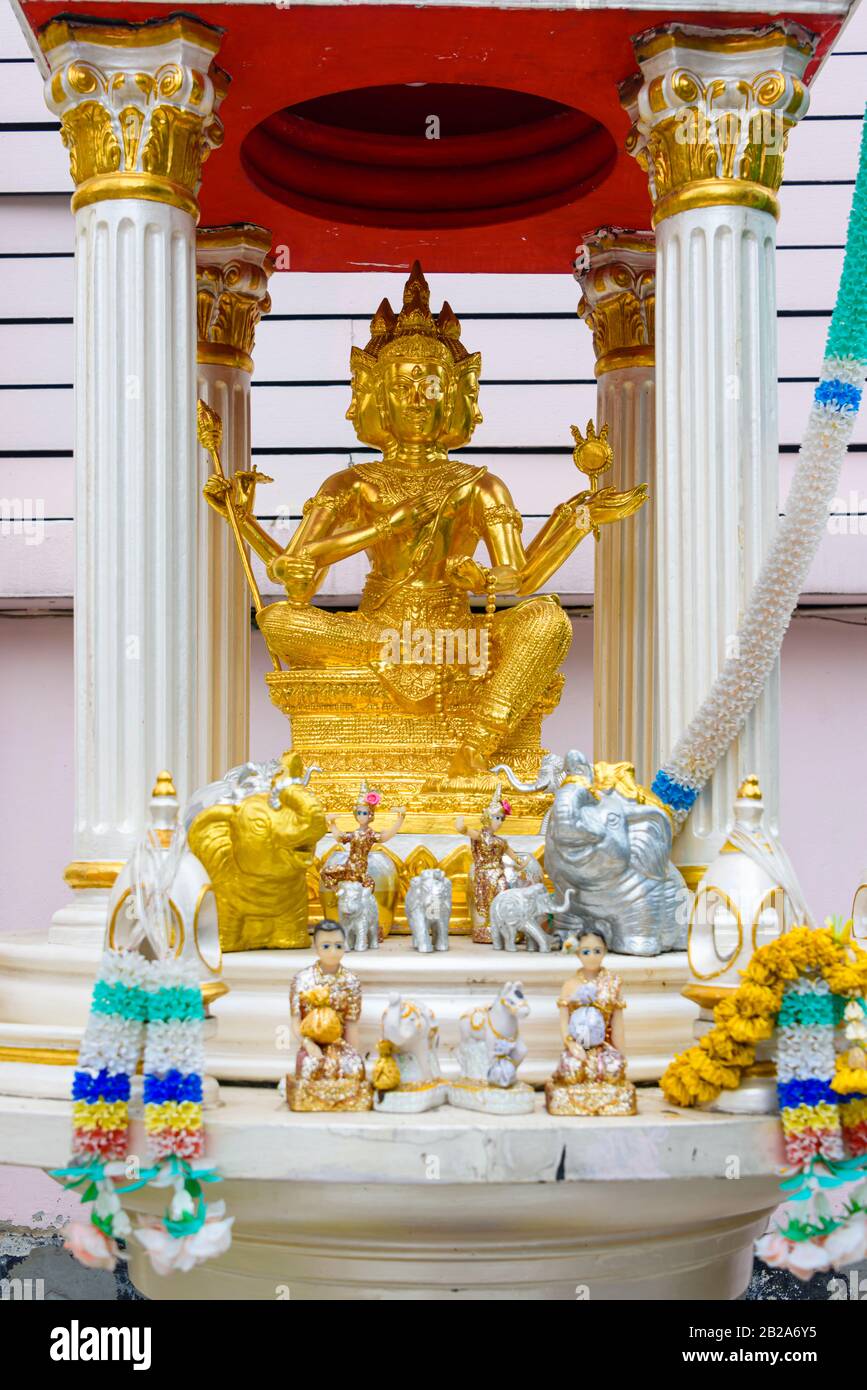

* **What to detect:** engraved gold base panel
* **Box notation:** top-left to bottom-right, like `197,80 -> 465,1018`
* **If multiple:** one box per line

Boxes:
545,1079 -> 638,1116
286,1076 -> 374,1112
267,667 -> 558,830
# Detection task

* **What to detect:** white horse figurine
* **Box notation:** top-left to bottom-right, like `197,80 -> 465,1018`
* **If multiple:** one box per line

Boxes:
450,981 -> 534,1113
373,994 -> 447,1111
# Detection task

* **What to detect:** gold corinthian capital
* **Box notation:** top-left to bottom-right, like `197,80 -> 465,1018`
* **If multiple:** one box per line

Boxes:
39,14 -> 229,220
197,225 -> 275,374
620,22 -> 817,226
573,227 -> 655,377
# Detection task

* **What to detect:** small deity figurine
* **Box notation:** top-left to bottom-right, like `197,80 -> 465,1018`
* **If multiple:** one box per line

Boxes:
286,920 -> 373,1112
456,782 -> 537,944
320,781 -> 405,894
545,923 -> 637,1117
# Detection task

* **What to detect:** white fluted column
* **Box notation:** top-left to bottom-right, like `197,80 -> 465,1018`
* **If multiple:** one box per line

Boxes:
574,228 -> 655,783
39,15 -> 228,936
623,23 -> 815,884
196,225 -> 274,775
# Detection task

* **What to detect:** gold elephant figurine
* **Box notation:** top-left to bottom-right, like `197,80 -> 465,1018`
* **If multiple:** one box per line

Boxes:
188,759 -> 327,951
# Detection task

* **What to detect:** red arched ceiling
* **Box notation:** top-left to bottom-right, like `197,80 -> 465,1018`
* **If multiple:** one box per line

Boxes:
22,2 -> 846,272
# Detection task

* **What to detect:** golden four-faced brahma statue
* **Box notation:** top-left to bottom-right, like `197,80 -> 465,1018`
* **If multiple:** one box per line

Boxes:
204,263 -> 646,823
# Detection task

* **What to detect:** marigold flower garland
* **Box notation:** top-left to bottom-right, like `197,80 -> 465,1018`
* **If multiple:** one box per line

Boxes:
661,925 -> 867,1278
651,110 -> 867,824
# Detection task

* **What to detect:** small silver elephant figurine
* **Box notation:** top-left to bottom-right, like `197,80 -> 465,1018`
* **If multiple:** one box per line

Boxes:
404,868 -> 451,953
492,751 -> 571,795
544,750 -> 690,955
488,882 -> 567,952
494,750 -> 592,830
336,881 -> 380,952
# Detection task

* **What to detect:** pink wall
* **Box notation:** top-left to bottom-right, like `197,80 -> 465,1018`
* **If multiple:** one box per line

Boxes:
0,609 -> 864,934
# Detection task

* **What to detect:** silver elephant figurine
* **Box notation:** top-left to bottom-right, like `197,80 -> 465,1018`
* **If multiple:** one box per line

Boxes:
545,750 -> 690,955
182,756 -> 321,829
404,868 -> 451,953
488,882 -> 568,952
336,881 -> 380,952
491,750 -> 586,795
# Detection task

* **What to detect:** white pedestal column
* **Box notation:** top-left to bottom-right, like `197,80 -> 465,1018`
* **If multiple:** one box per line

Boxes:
623,22 -> 815,882
655,203 -> 780,870
38,15 -> 228,938
196,226 -> 274,775
574,229 -> 655,783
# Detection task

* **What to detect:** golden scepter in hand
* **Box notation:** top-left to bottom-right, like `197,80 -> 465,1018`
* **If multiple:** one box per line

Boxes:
570,419 -> 647,540
197,399 -> 281,669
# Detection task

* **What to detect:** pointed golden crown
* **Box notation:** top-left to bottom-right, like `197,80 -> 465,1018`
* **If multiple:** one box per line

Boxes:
358,261 -> 479,370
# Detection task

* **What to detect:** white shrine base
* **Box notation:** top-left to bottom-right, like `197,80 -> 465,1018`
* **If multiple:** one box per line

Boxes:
0,933 -> 697,1097
0,1087 -> 783,1301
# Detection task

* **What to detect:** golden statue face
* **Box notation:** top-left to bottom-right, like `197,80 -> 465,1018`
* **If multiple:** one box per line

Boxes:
441,367 -> 483,450
346,362 -> 390,451
378,359 -> 450,445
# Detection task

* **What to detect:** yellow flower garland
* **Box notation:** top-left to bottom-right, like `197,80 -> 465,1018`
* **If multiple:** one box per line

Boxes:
661,928 -> 867,1108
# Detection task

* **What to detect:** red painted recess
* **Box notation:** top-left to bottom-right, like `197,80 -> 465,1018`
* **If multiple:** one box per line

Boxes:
23,2 -> 845,272
243,86 -> 618,228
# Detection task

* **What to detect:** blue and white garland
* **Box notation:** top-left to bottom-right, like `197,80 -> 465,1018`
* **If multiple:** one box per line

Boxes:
651,110 -> 867,826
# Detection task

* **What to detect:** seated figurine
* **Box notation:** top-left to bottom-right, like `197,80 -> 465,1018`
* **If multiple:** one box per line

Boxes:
545,924 -> 637,1116
203,263 -> 644,789
286,920 -> 373,1112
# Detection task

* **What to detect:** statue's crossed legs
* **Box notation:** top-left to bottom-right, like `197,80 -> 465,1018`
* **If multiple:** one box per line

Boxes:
257,593 -> 571,760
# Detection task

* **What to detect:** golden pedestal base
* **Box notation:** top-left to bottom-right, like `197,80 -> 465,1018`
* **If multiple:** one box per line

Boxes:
265,666 -> 561,831
286,1076 -> 374,1112
544,1080 -> 638,1117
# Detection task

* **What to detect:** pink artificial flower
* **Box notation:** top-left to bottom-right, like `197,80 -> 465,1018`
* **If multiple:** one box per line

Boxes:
365,792 -> 381,806
754,1231 -> 790,1268
64,1220 -> 122,1272
501,799 -> 511,816
786,1239 -> 832,1282
755,1230 -> 831,1281
824,1214 -> 867,1270
755,1234 -> 833,1284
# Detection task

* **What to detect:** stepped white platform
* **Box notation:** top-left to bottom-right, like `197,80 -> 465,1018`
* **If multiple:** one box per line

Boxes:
0,933 -> 697,1097
0,1086 -> 782,1300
